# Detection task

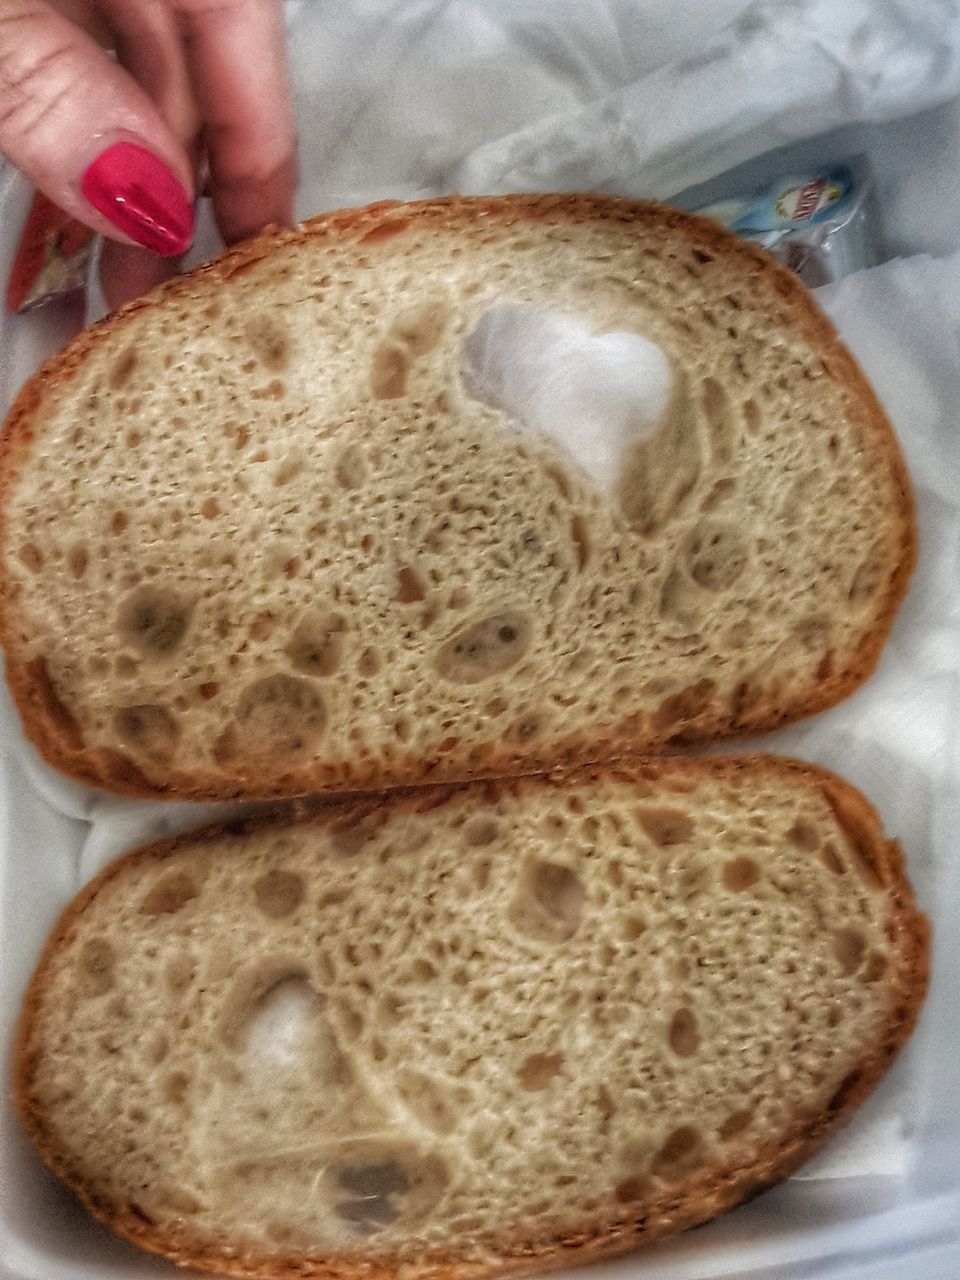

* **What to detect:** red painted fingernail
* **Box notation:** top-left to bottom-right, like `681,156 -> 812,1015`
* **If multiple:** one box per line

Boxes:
80,142 -> 193,257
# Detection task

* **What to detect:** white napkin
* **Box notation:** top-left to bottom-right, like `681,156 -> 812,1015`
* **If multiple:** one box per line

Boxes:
3,0 -> 960,1232
454,0 -> 960,199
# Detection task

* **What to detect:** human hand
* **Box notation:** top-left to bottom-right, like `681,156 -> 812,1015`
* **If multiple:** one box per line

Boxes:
0,0 -> 297,309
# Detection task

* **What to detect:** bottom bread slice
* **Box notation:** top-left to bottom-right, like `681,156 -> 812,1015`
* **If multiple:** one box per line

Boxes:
15,756 -> 928,1280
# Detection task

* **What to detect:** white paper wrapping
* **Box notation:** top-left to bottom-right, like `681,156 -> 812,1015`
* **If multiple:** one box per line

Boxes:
2,2 -> 960,1276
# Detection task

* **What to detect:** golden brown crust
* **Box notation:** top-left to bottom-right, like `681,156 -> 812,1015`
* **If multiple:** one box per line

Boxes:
0,194 -> 915,801
14,753 -> 929,1280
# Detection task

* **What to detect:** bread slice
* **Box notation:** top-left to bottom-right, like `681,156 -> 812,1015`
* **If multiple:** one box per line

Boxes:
15,756 -> 928,1279
0,196 -> 914,800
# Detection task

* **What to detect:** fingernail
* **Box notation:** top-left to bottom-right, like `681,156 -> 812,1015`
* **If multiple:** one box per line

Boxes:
81,142 -> 193,257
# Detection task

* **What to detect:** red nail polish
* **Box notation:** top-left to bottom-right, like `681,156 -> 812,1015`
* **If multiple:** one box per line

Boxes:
81,142 -> 193,257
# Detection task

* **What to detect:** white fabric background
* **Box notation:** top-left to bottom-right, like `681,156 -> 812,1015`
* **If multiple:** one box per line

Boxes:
2,2 -> 960,1277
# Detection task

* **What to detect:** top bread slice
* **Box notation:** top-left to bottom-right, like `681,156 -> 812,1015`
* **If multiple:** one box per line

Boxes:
0,195 -> 914,800
15,756 -> 928,1280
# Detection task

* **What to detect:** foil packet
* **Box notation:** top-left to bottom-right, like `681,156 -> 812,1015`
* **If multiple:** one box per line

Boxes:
5,190 -> 93,315
696,160 -> 879,287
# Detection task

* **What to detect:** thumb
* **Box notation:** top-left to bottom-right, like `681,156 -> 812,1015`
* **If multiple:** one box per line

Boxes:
0,0 -> 195,255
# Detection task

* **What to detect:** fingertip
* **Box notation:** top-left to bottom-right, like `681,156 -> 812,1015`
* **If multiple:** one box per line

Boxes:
211,151 -> 299,246
99,239 -> 180,312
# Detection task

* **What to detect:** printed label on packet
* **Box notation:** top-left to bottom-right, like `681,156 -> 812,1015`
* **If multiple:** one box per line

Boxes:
696,160 -> 878,287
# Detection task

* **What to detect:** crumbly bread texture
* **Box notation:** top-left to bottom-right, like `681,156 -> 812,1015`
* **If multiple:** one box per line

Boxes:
16,756 -> 928,1280
0,196 -> 914,799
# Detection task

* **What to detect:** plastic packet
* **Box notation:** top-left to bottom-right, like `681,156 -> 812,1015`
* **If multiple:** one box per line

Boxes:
695,159 -> 880,287
5,190 -> 93,315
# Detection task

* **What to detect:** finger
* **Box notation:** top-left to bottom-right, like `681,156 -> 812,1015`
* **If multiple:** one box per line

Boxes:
0,0 -> 195,255
176,0 -> 297,244
103,0 -> 201,156
96,0 -> 201,305
99,235 -> 179,312
49,0 -> 111,46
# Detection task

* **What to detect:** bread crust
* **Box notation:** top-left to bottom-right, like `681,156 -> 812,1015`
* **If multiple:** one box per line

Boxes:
0,195 -> 916,801
14,754 -> 929,1280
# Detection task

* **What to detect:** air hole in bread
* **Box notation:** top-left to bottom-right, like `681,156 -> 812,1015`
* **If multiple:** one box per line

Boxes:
109,511 -> 128,535
848,541 -> 887,603
833,928 -> 866,976
164,953 -> 195,994
117,585 -> 191,657
395,565 -> 426,604
392,716 -> 411,743
862,949 -> 888,983
794,615 -> 833,655
333,1145 -> 449,1230
409,958 -> 439,984
273,452 -> 304,487
511,860 -> 584,943
235,674 -> 326,757
396,1069 -> 461,1133
819,844 -> 849,875
570,514 -> 591,572
66,542 -> 89,579
371,342 -> 410,399
18,542 -> 42,572
243,974 -> 331,1072
722,857 -> 760,892
435,611 -> 532,683
652,1125 -> 703,1177
328,810 -> 385,858
140,871 -> 198,917
253,869 -> 305,919
787,819 -> 820,852
615,1174 -> 651,1205
109,347 -> 138,389
79,937 -> 115,996
163,1071 -> 190,1106
718,1107 -> 754,1140
699,478 -> 736,513
657,569 -> 696,626
464,818 -> 498,847
619,369 -> 699,535
472,858 -> 492,891
622,914 -> 646,941
152,1186 -> 203,1217
377,992 -> 404,1028
285,610 -> 347,677
336,998 -> 364,1040
114,704 -> 179,764
652,679 -> 715,734
243,314 -> 290,371
700,376 -> 737,464
682,520 -> 749,591
636,806 -> 694,847
389,298 -> 449,357
357,646 -> 380,677
742,394 -> 762,440
512,711 -> 546,742
668,1007 -> 700,1056
144,1031 -> 169,1068
334,444 -> 367,489
213,723 -> 238,765
517,1052 -> 564,1091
